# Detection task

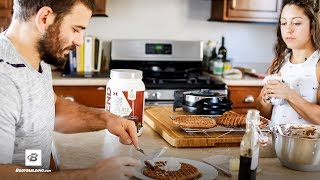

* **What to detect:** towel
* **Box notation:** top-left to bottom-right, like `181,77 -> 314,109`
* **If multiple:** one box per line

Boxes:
263,75 -> 285,105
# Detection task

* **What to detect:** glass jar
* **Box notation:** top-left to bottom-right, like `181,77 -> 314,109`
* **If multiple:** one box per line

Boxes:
213,54 -> 224,75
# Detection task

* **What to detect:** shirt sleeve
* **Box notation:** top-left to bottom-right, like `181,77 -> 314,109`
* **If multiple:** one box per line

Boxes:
0,74 -> 20,164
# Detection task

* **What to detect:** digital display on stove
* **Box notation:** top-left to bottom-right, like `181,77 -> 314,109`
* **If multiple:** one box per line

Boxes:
145,43 -> 172,55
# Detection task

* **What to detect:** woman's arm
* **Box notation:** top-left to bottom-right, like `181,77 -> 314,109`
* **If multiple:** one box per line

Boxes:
265,61 -> 320,124
256,86 -> 273,119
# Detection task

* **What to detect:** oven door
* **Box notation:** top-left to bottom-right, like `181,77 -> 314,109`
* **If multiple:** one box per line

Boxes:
144,89 -> 176,105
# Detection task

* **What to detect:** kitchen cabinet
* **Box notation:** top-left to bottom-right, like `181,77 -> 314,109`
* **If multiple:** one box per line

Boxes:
0,0 -> 106,33
0,0 -> 12,32
54,86 -> 106,108
210,0 -> 282,23
94,0 -> 107,16
228,86 -> 262,114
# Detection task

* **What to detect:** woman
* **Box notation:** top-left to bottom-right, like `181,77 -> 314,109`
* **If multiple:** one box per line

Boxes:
256,0 -> 320,124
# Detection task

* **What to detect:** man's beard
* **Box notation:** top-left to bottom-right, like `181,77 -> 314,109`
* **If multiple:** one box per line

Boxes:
37,21 -> 76,68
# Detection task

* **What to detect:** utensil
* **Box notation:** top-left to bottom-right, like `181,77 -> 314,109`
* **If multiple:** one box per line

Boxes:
141,146 -> 168,162
203,161 -> 232,177
152,146 -> 168,159
142,147 -> 168,170
202,155 -> 233,177
135,147 -> 146,155
271,124 -> 320,171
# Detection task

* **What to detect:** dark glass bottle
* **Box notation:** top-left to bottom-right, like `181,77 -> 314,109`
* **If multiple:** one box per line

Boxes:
238,109 -> 260,180
218,36 -> 227,60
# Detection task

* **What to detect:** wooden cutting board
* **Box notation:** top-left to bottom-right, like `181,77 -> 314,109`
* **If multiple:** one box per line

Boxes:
144,106 -> 244,147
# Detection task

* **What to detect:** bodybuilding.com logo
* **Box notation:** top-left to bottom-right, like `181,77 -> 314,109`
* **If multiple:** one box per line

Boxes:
25,150 -> 42,166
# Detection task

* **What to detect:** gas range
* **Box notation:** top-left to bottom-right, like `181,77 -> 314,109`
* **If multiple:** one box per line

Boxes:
144,75 -> 227,104
110,39 -> 227,105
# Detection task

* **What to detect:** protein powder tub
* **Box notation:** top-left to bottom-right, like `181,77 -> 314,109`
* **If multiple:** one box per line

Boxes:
105,69 -> 145,136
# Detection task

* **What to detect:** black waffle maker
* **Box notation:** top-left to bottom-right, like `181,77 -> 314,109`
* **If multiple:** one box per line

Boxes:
173,89 -> 232,115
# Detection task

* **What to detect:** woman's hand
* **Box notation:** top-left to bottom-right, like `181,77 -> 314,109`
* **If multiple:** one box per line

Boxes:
259,85 -> 270,104
265,80 -> 293,100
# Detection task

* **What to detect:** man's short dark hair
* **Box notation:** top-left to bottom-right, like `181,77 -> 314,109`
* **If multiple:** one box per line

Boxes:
13,0 -> 95,22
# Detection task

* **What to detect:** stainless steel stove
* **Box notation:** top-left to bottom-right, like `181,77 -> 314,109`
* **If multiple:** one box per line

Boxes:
110,39 -> 227,105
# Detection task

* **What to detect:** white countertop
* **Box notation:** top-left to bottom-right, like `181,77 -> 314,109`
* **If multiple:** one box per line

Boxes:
52,115 -> 320,180
52,71 -> 264,87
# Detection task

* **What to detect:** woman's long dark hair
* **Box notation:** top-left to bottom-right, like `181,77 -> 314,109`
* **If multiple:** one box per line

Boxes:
269,0 -> 320,74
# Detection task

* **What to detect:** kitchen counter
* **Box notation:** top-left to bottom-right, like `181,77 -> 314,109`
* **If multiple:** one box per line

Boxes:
52,71 -> 264,87
53,115 -> 320,180
213,75 -> 264,86
52,71 -> 109,86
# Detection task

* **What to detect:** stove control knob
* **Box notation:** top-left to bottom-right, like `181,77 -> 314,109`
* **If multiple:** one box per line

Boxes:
144,92 -> 149,99
152,92 -> 161,99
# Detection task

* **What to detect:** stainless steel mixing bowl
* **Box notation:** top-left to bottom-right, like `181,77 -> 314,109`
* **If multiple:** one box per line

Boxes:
271,124 -> 320,171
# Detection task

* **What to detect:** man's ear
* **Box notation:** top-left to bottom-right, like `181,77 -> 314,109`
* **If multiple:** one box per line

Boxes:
35,6 -> 55,33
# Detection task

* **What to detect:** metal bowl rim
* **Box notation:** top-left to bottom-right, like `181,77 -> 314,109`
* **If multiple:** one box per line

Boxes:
272,131 -> 320,141
272,124 -> 320,141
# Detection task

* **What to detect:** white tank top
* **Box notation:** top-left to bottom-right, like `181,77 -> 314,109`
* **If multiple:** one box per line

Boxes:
271,50 -> 319,124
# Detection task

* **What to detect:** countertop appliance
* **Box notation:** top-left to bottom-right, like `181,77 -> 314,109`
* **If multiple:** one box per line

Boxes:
173,89 -> 232,115
110,39 -> 227,105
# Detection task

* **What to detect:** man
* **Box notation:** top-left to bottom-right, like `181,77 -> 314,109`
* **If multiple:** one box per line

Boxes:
0,0 -> 141,179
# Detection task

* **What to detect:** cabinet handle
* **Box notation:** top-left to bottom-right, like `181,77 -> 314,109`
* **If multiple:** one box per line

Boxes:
97,87 -> 105,91
64,96 -> 75,102
231,0 -> 237,9
243,95 -> 254,103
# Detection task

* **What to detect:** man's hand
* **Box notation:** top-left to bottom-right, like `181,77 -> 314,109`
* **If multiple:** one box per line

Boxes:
91,156 -> 141,180
105,112 -> 140,148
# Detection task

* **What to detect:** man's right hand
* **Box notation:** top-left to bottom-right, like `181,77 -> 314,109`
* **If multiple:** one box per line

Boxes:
90,156 -> 141,180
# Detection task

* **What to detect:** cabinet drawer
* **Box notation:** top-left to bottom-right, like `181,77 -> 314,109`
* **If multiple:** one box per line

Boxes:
228,86 -> 262,113
54,86 -> 106,108
210,0 -> 282,23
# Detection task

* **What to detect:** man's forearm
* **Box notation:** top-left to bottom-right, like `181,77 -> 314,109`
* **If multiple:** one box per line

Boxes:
54,96 -> 108,133
0,164 -> 92,180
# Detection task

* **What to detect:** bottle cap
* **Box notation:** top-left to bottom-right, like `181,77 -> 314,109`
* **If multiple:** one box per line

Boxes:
246,109 -> 260,124
110,69 -> 143,79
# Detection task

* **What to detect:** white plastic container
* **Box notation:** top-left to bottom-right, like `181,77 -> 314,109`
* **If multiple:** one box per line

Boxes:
105,69 -> 145,136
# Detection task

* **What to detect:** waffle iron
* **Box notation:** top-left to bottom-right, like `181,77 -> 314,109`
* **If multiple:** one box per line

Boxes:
173,89 -> 232,115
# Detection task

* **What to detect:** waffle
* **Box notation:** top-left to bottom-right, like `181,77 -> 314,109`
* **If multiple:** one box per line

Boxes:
172,116 -> 217,129
215,111 -> 268,128
215,111 -> 246,128
143,161 -> 200,180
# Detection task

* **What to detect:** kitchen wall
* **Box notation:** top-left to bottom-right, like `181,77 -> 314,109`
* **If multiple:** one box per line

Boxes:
85,0 -> 278,69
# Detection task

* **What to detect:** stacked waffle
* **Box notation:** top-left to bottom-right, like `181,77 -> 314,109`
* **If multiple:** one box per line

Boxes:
172,116 -> 217,129
215,111 -> 268,128
215,111 -> 247,128
172,111 -> 268,129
